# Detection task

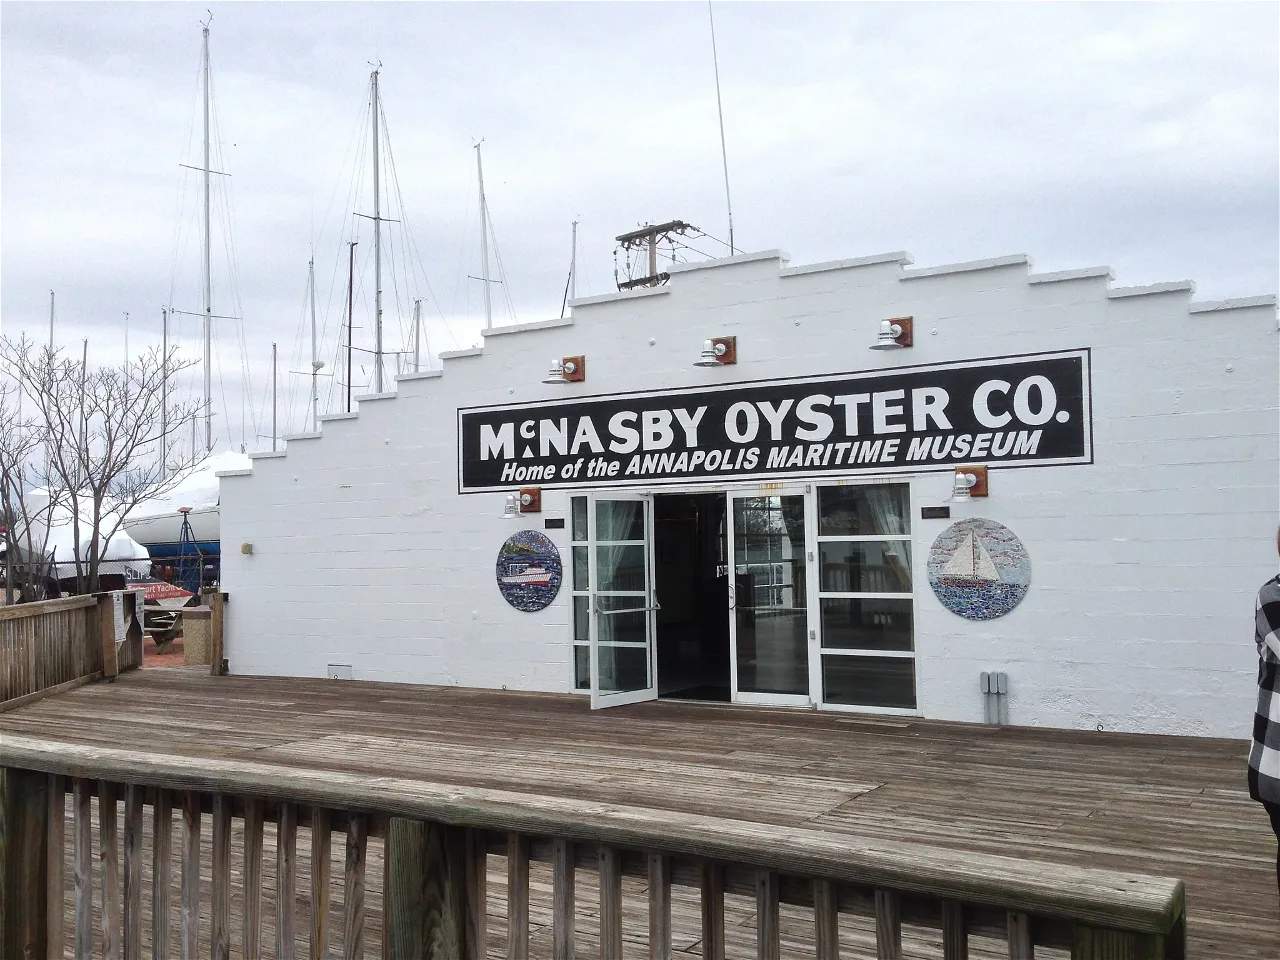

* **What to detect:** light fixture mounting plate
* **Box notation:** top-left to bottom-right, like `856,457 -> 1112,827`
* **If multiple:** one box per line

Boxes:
562,356 -> 586,382
886,316 -> 913,348
710,336 -> 737,365
519,487 -> 543,513
956,464 -> 988,497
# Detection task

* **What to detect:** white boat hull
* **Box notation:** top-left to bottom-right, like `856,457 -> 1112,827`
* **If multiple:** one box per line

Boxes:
123,507 -> 220,549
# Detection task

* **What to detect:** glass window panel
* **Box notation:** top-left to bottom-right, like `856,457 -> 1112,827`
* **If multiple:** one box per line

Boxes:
573,596 -> 590,642
735,606 -> 809,695
572,547 -> 588,591
822,655 -> 916,709
818,485 -> 910,537
732,494 -> 809,696
820,598 -> 913,651
598,644 -> 649,693
599,609 -> 648,645
819,541 -> 912,593
596,545 -> 646,592
573,645 -> 589,690
596,500 -> 645,542
571,497 -> 588,541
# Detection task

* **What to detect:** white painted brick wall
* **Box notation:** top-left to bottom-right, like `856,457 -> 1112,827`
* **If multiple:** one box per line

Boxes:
219,249 -> 1279,738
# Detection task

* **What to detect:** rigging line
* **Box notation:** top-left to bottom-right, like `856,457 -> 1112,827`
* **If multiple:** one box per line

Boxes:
206,67 -> 258,444
167,46 -> 204,312
385,127 -> 457,352
376,100 -> 434,359
484,203 -> 517,325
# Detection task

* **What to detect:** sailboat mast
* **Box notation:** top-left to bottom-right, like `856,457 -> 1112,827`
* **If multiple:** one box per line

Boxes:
475,143 -> 492,331
570,220 -> 578,301
346,240 -> 357,414
309,255 -> 318,431
412,299 -> 422,373
161,307 -> 168,480
201,20 -> 213,453
371,67 -> 383,393
271,342 -> 278,452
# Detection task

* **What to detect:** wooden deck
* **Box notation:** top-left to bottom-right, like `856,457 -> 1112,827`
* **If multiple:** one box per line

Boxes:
0,668 -> 1271,957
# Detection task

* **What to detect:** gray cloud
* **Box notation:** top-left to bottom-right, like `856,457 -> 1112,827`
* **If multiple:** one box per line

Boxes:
3,1 -> 1276,449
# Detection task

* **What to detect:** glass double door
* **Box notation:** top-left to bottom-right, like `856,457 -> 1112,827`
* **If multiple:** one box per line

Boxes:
727,490 -> 813,706
587,493 -> 659,708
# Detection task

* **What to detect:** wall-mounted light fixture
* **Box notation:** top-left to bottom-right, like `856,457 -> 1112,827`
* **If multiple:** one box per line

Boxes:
694,336 -> 738,367
542,356 -> 586,384
952,464 -> 989,500
869,316 -> 913,351
501,488 -> 543,518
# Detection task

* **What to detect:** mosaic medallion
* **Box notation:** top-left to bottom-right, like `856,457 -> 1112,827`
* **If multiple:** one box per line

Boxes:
927,518 -> 1030,621
496,530 -> 563,612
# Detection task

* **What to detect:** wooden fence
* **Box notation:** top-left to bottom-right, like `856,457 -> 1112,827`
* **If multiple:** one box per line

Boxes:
0,592 -> 143,713
0,735 -> 1188,960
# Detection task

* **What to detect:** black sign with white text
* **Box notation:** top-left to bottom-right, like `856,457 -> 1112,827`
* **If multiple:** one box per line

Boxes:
457,349 -> 1091,492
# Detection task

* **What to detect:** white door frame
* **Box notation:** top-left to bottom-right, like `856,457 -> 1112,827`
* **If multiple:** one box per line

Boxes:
588,491 -> 659,709
726,485 -> 817,708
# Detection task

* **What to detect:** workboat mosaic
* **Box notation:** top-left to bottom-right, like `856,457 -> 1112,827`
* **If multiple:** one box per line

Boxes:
496,530 -> 563,612
927,518 -> 1030,620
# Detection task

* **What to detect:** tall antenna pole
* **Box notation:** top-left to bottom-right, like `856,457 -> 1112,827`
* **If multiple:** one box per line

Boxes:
123,312 -> 129,369
308,255 -> 319,431
271,342 -> 278,452
570,220 -> 578,301
707,0 -> 736,255
412,299 -> 422,373
370,67 -> 384,393
201,17 -> 213,451
48,291 -> 54,351
161,307 -> 168,480
346,240 -> 357,414
475,142 -> 492,331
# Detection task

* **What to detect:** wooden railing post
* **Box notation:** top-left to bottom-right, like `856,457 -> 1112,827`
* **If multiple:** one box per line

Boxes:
700,861 -> 725,960
1,766 -> 49,960
209,591 -> 225,676
343,813 -> 367,960
1007,912 -> 1033,959
100,780 -> 122,960
551,838 -> 574,960
464,827 -> 487,960
47,774 -> 66,960
813,879 -> 839,960
384,817 -> 471,960
875,889 -> 902,960
1072,926 -> 1165,959
599,845 -> 622,960
648,854 -> 671,960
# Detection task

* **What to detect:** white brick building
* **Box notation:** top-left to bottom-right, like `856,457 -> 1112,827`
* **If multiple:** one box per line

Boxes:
218,248 -> 1278,738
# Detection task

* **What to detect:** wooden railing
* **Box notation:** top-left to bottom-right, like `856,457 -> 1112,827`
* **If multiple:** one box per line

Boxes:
0,735 -> 1187,959
0,592 -> 143,713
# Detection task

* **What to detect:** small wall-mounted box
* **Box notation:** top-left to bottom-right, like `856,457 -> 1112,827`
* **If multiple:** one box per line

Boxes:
240,543 -> 254,555
327,663 -> 353,680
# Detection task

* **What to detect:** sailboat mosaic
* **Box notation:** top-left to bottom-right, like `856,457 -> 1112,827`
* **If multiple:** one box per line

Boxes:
927,519 -> 1030,620
496,531 -> 564,612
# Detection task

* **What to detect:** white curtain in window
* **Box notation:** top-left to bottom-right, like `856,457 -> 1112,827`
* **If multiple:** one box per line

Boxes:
864,487 -> 910,590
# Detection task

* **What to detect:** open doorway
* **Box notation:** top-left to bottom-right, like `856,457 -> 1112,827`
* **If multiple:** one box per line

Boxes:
653,492 -> 731,701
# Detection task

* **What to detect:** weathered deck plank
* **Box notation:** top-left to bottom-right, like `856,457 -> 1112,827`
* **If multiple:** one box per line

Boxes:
1,669 -> 1271,958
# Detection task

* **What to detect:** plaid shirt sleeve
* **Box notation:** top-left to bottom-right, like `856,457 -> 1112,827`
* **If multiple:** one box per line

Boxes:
1249,576 -> 1280,804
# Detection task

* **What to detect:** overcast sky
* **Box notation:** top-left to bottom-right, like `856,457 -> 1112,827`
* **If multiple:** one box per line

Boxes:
2,1 -> 1276,453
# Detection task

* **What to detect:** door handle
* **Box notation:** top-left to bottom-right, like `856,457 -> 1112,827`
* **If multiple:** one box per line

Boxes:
727,584 -> 736,610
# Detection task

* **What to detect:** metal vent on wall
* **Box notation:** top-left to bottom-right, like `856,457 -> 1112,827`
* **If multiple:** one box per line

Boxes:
328,664 -> 353,680
981,671 -> 1008,725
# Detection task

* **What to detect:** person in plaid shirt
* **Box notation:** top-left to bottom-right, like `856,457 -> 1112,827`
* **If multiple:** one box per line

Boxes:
1248,527 -> 1280,901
